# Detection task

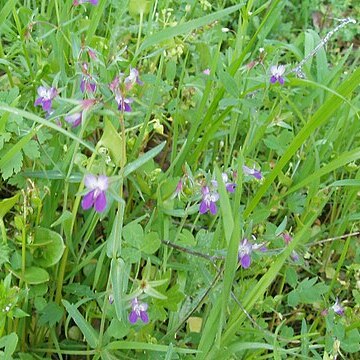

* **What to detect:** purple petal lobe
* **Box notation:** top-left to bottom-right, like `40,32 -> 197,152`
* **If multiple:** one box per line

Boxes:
199,201 -> 208,214
42,99 -> 52,112
140,311 -> 149,323
226,183 -> 236,193
81,190 -> 95,210
278,77 -> 284,85
129,311 -> 138,324
270,76 -> 277,84
80,79 -> 85,93
34,97 -> 43,106
94,192 -> 107,212
241,254 -> 251,269
209,202 -> 217,215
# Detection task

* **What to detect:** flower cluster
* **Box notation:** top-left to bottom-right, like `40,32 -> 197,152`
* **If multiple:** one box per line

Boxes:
109,68 -> 143,112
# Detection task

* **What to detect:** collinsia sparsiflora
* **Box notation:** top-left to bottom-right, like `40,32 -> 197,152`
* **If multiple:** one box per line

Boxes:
199,186 -> 219,215
64,112 -> 82,128
242,165 -> 262,180
203,68 -> 210,75
172,178 -> 184,200
282,232 -> 300,262
81,174 -> 109,213
34,86 -> 57,113
238,237 -> 267,269
124,68 -> 143,90
80,63 -> 96,93
331,298 -> 345,316
270,65 -> 286,85
129,298 -> 149,324
211,173 -> 236,193
115,93 -> 133,112
73,0 -> 98,5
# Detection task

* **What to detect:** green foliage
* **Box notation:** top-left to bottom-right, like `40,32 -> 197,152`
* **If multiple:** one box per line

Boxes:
0,0 -> 359,359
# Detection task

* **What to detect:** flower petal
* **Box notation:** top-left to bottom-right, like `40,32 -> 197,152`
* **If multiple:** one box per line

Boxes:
199,200 -> 208,214
209,201 -> 217,215
140,311 -> 149,323
42,99 -> 52,112
240,254 -> 251,269
128,310 -> 138,324
81,190 -> 95,210
84,174 -> 98,189
94,191 -> 107,212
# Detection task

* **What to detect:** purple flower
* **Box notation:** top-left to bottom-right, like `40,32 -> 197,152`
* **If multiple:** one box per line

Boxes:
282,232 -> 300,262
73,0 -> 98,5
199,186 -> 219,215
211,173 -> 236,193
34,86 -> 57,113
203,68 -> 210,75
65,112 -> 82,127
172,178 -> 183,200
129,298 -> 149,324
87,47 -> 97,60
115,93 -> 133,112
270,65 -> 286,85
81,174 -> 109,213
125,68 -> 143,90
242,165 -> 262,180
331,298 -> 344,316
80,76 -> 96,93
238,238 -> 267,269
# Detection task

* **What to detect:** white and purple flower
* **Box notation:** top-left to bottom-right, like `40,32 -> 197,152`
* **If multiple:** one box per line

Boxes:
115,93 -> 133,112
238,238 -> 267,269
124,67 -> 143,90
129,298 -> 149,324
81,174 -> 109,213
199,186 -> 219,215
73,0 -> 98,5
242,165 -> 262,180
331,298 -> 344,316
34,86 -> 57,113
270,65 -> 286,85
64,112 -> 82,128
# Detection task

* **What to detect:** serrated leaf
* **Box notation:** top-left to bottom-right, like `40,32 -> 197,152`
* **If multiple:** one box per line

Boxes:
1,149 -> 23,180
38,302 -> 64,327
23,140 -> 40,160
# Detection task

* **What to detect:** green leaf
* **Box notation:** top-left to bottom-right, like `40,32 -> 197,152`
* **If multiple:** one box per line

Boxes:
32,227 -> 65,268
137,4 -> 244,54
140,232 -> 161,254
123,142 -> 166,177
0,147 -> 23,180
38,302 -> 64,327
0,332 -> 18,359
99,119 -> 124,167
62,300 -> 98,349
122,222 -> 143,248
23,140 -> 40,160
0,193 -> 20,218
12,267 -> 49,284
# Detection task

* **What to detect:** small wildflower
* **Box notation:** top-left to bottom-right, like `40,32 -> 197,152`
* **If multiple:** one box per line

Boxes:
65,112 -> 82,128
87,47 -> 97,60
332,298 -> 344,316
115,93 -> 133,112
73,0 -> 98,5
199,186 -> 219,215
270,65 -> 286,85
211,173 -> 236,193
242,165 -> 262,180
108,294 -> 114,305
282,232 -> 300,262
238,237 -> 267,269
172,178 -> 183,200
129,298 -> 149,324
124,67 -> 143,90
203,68 -> 210,75
34,86 -> 57,113
81,174 -> 109,213
80,76 -> 96,93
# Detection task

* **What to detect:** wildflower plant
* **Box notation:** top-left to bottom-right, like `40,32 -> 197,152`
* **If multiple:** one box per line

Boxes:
0,1 -> 359,360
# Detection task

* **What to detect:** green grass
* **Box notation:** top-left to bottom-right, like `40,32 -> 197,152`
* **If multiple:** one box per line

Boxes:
0,0 -> 359,359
